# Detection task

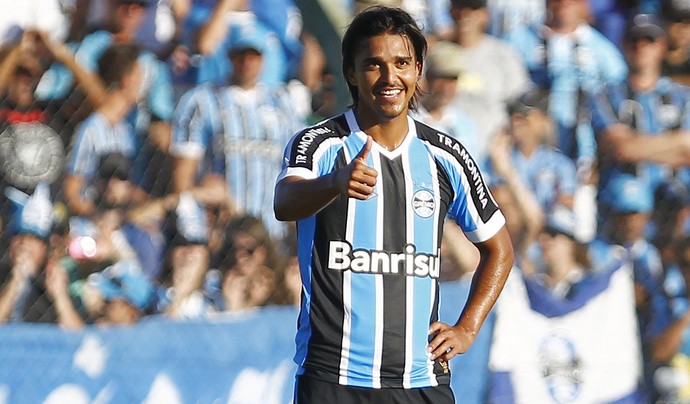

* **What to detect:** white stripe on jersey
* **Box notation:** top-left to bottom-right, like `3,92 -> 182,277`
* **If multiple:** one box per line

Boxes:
428,147 -> 441,386
402,144 -> 415,389
339,145 -> 356,386
372,148 -> 385,389
423,141 -> 499,243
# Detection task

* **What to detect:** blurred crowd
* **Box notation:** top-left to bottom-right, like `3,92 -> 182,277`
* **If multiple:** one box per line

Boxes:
2,0 -> 690,401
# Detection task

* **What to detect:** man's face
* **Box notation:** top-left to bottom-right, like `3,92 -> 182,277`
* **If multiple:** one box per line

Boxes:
229,49 -> 263,88
122,61 -> 144,103
547,0 -> 586,26
346,33 -> 421,126
624,36 -> 666,72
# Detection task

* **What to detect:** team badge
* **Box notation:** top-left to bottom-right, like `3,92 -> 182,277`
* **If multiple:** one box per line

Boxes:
0,123 -> 64,189
412,189 -> 435,218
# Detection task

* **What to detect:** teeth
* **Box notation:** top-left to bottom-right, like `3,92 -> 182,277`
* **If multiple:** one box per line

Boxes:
380,89 -> 401,96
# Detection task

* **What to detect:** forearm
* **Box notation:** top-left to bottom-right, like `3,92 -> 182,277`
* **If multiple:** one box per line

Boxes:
651,310 -> 690,363
52,292 -> 85,330
603,126 -> 690,166
197,0 -> 233,55
58,51 -> 107,108
455,228 -> 514,334
274,175 -> 341,221
0,276 -> 23,323
0,45 -> 20,93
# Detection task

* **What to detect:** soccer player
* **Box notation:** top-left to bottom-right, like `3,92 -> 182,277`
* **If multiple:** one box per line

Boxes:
274,6 -> 514,402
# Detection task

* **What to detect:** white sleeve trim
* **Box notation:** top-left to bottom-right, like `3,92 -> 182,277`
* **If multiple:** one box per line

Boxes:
463,211 -> 506,244
276,167 -> 317,184
169,142 -> 205,159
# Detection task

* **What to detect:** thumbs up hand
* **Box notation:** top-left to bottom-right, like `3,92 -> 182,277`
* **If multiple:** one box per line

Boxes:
335,136 -> 378,200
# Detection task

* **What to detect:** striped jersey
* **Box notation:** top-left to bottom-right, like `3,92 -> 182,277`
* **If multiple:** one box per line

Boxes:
171,83 -> 303,238
66,112 -> 136,197
277,109 -> 505,389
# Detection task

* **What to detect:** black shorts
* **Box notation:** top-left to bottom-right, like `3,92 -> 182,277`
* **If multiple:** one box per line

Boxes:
294,375 -> 455,404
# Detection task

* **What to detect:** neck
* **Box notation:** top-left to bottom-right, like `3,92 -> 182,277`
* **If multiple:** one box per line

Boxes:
548,19 -> 581,35
455,28 -> 483,48
356,109 -> 409,151
629,70 -> 660,92
97,91 -> 134,125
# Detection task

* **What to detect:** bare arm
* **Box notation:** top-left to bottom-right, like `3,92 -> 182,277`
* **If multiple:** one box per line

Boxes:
40,32 -> 107,108
0,272 -> 25,322
0,43 -> 21,95
45,259 -> 85,330
428,226 -> 514,362
489,131 -> 544,256
197,0 -> 243,55
64,174 -> 96,216
600,123 -> 690,167
650,309 -> 690,363
274,136 -> 377,221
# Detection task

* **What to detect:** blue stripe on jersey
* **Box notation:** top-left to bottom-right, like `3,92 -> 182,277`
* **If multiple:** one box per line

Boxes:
342,134 -> 379,387
294,215 -> 316,369
408,137 -> 438,388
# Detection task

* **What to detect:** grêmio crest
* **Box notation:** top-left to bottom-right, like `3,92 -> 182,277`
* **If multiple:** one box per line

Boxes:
0,123 -> 64,189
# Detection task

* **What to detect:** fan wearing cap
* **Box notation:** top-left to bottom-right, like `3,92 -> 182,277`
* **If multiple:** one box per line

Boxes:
504,0 -> 627,162
485,89 -> 578,262
445,0 -> 530,157
411,41 -> 482,160
589,174 -> 671,369
156,192 -> 213,319
527,205 -> 592,299
590,13 -> 690,214
0,183 -> 58,323
35,0 -> 175,196
171,22 -> 305,240
83,260 -> 154,325
661,0 -> 690,84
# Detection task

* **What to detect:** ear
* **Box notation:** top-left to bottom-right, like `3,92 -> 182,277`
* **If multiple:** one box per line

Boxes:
345,66 -> 357,87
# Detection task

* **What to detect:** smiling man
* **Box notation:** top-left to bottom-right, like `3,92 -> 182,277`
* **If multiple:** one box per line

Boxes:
274,6 -> 513,403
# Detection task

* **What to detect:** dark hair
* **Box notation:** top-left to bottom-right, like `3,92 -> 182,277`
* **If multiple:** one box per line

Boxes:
341,6 -> 427,110
97,43 -> 141,89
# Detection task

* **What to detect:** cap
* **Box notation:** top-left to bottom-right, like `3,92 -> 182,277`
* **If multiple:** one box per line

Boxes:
174,192 -> 209,245
425,41 -> 463,79
662,0 -> 690,22
88,261 -> 153,310
600,173 -> 654,213
98,153 -> 131,181
544,204 -> 577,240
116,0 -> 152,6
451,0 -> 487,9
508,88 -> 550,116
625,14 -> 666,42
227,25 -> 267,54
5,182 -> 54,239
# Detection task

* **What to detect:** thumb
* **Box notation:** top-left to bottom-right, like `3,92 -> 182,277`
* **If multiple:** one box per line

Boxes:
355,136 -> 372,162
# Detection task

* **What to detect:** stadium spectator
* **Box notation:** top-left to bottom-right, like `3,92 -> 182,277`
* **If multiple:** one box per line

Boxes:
0,182 -> 56,323
651,236 -> 690,401
504,0 -> 628,164
37,0 -> 176,198
0,30 -> 106,198
171,27 -> 304,239
194,0 -> 290,87
411,40 -> 482,160
486,90 -> 578,268
63,44 -> 145,217
661,0 -> 690,85
157,192 -> 213,318
589,173 -> 670,399
446,0 -> 530,158
84,260 -> 155,325
590,13 -> 690,213
209,215 -> 282,312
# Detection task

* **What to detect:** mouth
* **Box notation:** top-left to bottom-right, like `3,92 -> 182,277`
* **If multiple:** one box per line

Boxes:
377,88 -> 403,101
